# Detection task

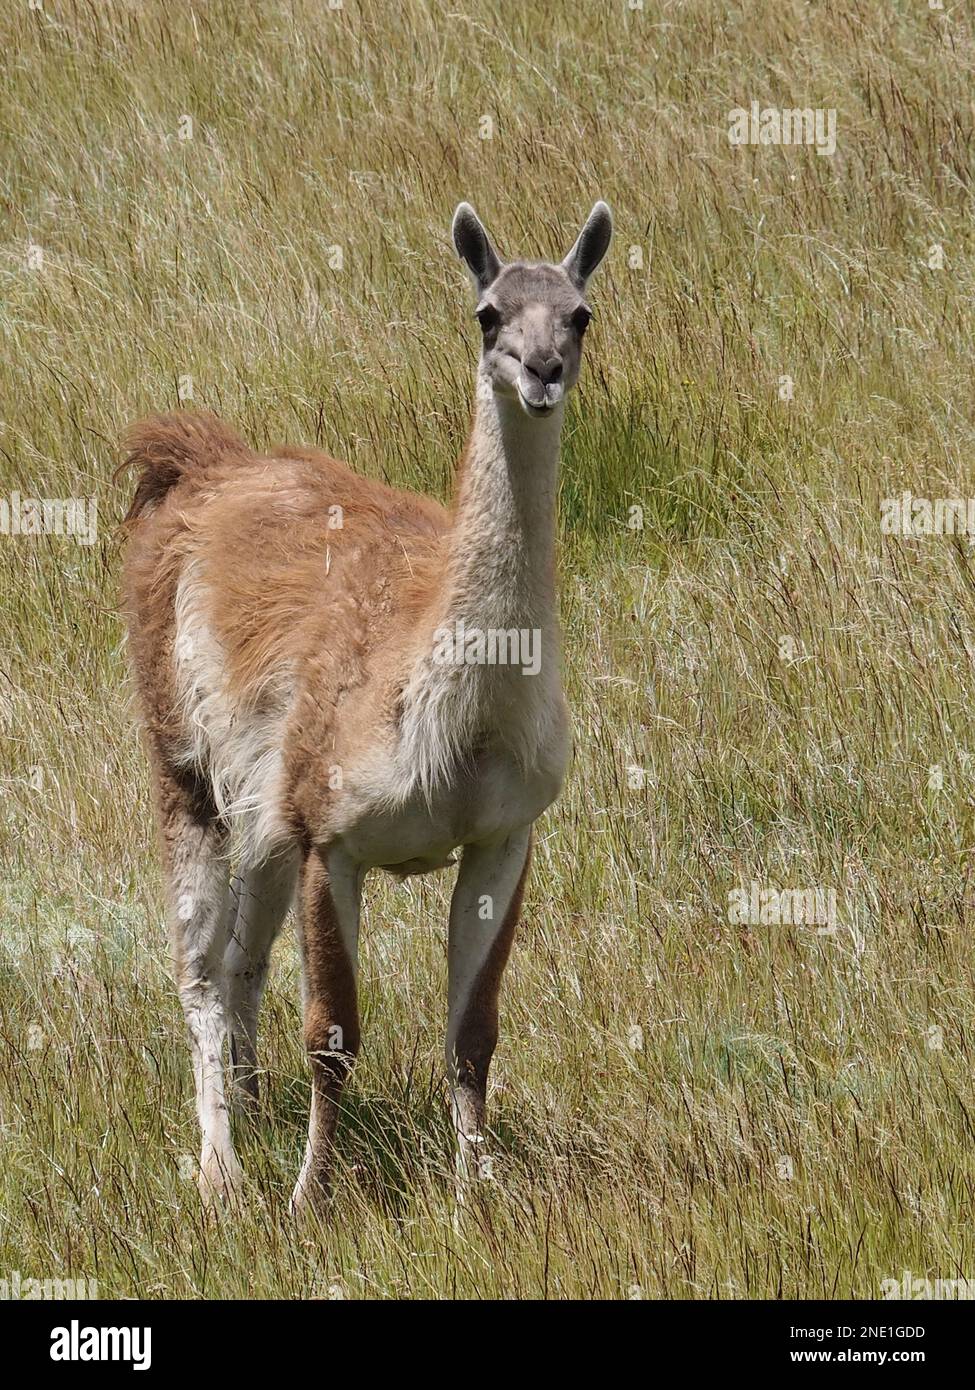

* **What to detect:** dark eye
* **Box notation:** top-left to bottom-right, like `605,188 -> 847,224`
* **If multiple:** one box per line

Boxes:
571,306 -> 592,334
475,304 -> 500,333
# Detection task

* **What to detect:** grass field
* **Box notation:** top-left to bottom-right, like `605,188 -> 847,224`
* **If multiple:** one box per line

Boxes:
2,0 -> 975,1299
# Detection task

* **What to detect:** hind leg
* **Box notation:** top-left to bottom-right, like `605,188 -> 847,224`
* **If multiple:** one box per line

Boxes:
154,759 -> 240,1206
223,852 -> 298,1116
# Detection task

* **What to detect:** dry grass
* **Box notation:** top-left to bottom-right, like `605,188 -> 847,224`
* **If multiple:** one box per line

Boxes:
2,0 -> 975,1298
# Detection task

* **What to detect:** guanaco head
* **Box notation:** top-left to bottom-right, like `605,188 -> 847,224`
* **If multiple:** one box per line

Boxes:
451,201 -> 612,418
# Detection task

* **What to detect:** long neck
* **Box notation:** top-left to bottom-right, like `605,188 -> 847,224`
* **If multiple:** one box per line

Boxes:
441,367 -> 563,634
397,370 -> 565,797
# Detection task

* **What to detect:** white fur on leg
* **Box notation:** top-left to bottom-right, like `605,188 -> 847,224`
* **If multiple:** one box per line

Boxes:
169,828 -> 241,1206
223,852 -> 298,1114
184,981 -> 242,1205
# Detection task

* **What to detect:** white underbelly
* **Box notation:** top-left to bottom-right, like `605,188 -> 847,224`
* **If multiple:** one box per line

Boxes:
334,749 -> 563,874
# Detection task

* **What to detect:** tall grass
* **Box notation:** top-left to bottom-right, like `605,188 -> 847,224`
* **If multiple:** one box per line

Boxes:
1,0 -> 974,1297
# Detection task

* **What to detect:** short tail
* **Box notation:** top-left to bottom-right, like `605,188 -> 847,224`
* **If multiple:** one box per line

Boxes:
117,411 -> 249,524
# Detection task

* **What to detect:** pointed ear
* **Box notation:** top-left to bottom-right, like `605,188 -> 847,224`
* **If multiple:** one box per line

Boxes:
562,201 -> 613,289
452,202 -> 502,293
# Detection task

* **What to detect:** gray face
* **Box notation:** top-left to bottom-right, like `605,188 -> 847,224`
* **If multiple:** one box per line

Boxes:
452,201 -> 613,418
475,264 -> 591,415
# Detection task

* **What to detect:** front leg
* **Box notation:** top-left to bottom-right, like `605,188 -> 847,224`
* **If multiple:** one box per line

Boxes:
291,844 -> 363,1217
446,826 -> 532,1183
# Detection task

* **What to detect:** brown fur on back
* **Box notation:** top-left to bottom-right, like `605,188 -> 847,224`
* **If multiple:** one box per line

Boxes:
120,411 -> 452,820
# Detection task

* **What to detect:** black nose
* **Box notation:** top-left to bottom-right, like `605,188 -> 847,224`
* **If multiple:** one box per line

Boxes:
523,352 -> 563,386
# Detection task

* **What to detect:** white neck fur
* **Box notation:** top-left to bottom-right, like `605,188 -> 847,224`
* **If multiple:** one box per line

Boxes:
445,367 -> 562,630
396,368 -> 565,800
